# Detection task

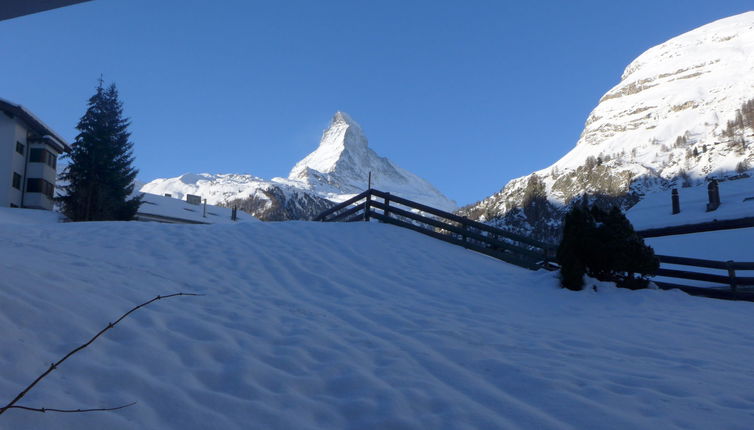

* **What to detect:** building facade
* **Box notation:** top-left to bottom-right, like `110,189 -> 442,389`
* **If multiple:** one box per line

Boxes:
0,99 -> 70,210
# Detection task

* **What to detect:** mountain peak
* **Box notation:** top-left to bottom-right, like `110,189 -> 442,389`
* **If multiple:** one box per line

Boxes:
287,112 -> 457,211
331,111 -> 360,128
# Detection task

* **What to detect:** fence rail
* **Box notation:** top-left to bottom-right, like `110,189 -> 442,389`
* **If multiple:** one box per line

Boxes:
637,216 -> 754,238
314,188 -> 556,270
653,254 -> 754,300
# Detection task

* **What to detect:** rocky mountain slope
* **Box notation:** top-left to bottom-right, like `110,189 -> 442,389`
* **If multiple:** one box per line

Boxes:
289,112 -> 456,211
461,12 -> 754,241
140,112 -> 455,220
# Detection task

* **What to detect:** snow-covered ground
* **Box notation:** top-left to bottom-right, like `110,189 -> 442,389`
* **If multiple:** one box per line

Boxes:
2,220 -> 754,429
0,207 -> 65,224
645,227 -> 754,288
627,175 -> 754,230
138,192 -> 257,224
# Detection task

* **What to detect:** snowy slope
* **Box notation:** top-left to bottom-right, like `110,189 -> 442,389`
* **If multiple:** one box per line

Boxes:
141,112 -> 456,217
627,174 -> 754,230
0,207 -> 65,224
463,12 -> 754,237
2,221 -> 754,429
137,192 -> 258,224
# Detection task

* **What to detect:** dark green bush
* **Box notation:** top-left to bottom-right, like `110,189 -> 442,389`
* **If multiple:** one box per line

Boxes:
557,204 -> 659,291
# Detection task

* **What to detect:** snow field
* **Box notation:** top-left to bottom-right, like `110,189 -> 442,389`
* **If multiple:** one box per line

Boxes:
1,220 -> 753,429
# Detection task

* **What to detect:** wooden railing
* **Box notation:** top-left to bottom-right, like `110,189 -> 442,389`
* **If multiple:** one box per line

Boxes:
637,216 -> 754,238
653,255 -> 754,300
314,189 -> 556,270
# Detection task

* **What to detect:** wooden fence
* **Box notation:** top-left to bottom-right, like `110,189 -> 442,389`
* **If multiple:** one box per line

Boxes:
315,189 -> 754,301
637,216 -> 754,238
314,189 -> 556,270
653,255 -> 754,301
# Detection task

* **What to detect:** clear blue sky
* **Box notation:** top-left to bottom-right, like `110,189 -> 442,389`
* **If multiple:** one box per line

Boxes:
1,1 -> 752,205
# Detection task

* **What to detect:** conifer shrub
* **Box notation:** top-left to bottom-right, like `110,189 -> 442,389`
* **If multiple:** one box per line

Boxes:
557,204 -> 659,291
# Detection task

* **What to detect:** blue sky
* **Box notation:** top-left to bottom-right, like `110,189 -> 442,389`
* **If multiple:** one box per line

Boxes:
1,1 -> 752,205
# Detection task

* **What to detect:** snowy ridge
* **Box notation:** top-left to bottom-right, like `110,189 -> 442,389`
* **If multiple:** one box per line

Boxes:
463,12 -> 754,235
2,220 -> 754,429
141,112 -> 456,217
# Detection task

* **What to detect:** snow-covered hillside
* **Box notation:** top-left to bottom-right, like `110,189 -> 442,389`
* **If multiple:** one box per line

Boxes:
140,112 -> 456,219
2,220 -> 754,429
627,174 -> 754,230
463,12 -> 754,239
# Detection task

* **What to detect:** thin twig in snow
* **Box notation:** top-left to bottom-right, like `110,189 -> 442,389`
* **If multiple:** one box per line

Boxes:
0,292 -> 202,415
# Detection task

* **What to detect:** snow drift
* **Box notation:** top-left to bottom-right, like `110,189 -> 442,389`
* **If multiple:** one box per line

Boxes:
1,219 -> 754,429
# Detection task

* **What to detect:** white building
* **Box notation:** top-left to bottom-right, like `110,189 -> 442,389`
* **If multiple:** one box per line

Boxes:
0,98 -> 70,210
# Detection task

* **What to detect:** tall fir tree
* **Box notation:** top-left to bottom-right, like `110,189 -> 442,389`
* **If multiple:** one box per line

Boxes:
58,79 -> 141,221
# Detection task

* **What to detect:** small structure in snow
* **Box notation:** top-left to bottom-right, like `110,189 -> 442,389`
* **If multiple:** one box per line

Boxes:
135,192 -> 256,224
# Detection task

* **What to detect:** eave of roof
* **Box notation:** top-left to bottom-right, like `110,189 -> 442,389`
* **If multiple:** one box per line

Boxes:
0,98 -> 71,153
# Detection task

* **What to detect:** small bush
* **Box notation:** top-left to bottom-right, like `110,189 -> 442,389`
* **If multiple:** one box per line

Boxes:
557,205 -> 659,291
737,159 -> 751,174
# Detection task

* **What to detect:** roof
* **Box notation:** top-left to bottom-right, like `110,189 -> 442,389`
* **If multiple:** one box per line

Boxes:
137,192 -> 258,224
0,0 -> 93,22
0,98 -> 71,152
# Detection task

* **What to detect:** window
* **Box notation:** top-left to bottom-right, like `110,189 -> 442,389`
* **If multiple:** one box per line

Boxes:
26,178 -> 54,198
29,148 -> 45,162
29,148 -> 57,169
12,172 -> 21,190
15,141 -> 24,155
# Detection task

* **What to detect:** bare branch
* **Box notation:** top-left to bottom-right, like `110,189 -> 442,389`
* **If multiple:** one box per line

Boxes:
0,292 -> 202,415
6,402 -> 137,413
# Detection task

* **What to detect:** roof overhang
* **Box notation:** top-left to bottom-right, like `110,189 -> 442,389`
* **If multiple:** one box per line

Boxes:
0,98 -> 71,152
0,0 -> 93,22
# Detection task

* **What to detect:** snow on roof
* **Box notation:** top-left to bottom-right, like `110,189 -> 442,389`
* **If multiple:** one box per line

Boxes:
137,192 -> 257,224
0,97 -> 70,152
627,175 -> 754,230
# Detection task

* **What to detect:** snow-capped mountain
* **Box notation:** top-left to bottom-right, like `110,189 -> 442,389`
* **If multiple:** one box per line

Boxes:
141,112 -> 456,219
289,112 -> 456,211
139,173 -> 334,221
461,12 -> 754,240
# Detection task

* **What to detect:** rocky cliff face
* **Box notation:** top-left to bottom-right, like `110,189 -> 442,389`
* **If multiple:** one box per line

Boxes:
141,112 -> 456,220
461,12 -> 754,241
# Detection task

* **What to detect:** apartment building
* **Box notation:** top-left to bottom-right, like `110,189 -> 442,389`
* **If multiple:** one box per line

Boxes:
0,98 -> 70,210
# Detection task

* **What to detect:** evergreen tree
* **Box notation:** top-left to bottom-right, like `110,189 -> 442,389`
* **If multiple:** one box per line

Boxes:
557,205 -> 592,291
557,204 -> 658,291
59,79 -> 141,221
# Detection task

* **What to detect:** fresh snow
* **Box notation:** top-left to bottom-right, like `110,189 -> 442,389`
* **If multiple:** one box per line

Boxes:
0,207 -> 65,225
2,220 -> 754,429
137,192 -> 258,224
626,175 -> 754,230
644,228 -> 754,288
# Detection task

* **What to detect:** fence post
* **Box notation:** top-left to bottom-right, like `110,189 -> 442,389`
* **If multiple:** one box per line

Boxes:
383,192 -> 390,219
726,260 -> 737,293
364,191 -> 371,222
706,179 -> 720,212
671,188 -> 680,214
461,217 -> 468,245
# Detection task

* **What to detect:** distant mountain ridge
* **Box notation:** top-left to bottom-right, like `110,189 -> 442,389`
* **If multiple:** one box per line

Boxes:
141,112 -> 456,220
460,12 -> 754,241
